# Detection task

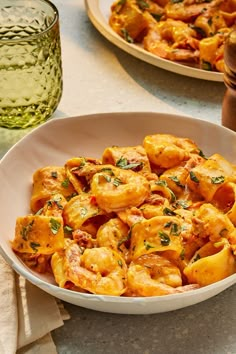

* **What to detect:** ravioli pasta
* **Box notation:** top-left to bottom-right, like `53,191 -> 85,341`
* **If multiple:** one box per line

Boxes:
109,0 -> 236,72
11,133 -> 236,296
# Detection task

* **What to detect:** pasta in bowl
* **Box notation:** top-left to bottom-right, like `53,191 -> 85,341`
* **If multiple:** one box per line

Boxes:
0,112 -> 236,314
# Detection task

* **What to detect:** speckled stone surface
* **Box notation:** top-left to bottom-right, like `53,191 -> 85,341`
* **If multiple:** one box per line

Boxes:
53,285 -> 236,354
0,1 -> 235,353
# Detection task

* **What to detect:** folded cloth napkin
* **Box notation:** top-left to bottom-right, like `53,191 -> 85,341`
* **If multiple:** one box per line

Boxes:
0,254 -> 70,354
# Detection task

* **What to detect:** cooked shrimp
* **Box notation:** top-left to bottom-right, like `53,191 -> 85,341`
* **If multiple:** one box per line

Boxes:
64,243 -> 127,296
90,165 -> 150,213
97,218 -> 130,261
192,203 -> 236,254
165,0 -> 224,22
143,19 -> 199,62
125,253 -> 199,296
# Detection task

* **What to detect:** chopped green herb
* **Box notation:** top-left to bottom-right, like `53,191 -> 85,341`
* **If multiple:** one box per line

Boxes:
189,24 -> 206,38
144,240 -> 155,250
201,60 -> 212,71
118,260 -> 123,267
158,231 -> 170,246
116,156 -> 143,170
61,178 -> 70,188
100,168 -> 114,175
211,176 -> 225,184
151,13 -> 163,21
155,180 -> 167,187
164,221 -> 172,228
169,189 -> 176,203
50,218 -> 61,235
30,242 -> 40,252
66,192 -> 78,201
35,208 -> 43,215
199,149 -> 208,159
21,220 -> 34,241
51,171 -> 58,178
121,28 -> 134,43
163,207 -> 176,216
136,0 -> 149,9
47,198 -> 63,210
170,223 -> 180,236
64,225 -> 74,234
174,200 -> 189,209
113,177 -> 123,187
180,249 -> 185,260
168,176 -> 184,188
190,171 -> 199,183
193,253 -> 201,262
100,174 -> 111,183
80,207 -> 88,218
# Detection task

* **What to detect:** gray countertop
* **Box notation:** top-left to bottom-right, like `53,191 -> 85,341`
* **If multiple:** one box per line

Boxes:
0,1 -> 235,353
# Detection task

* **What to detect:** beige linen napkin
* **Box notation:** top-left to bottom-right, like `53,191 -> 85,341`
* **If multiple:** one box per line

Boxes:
0,254 -> 70,354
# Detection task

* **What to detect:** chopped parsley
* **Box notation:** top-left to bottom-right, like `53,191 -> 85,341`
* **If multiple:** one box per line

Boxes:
51,171 -> 58,178
21,220 -> 34,241
158,231 -> 170,246
30,242 -> 40,252
121,28 -> 134,43
155,180 -> 167,187
170,223 -> 180,236
136,0 -> 149,10
144,240 -> 155,250
199,149 -> 208,159
168,176 -> 184,188
116,156 -> 143,170
64,225 -> 73,234
50,218 -> 61,235
190,171 -> 199,183
201,60 -> 212,71
80,207 -> 88,218
211,176 -> 225,184
151,13 -> 163,22
180,249 -> 185,260
174,200 -> 189,209
113,177 -> 123,187
193,253 -> 201,262
163,207 -> 176,216
61,178 -> 70,188
118,260 -> 123,268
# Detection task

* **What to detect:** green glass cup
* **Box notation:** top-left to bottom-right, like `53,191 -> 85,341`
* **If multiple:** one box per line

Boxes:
0,0 -> 63,129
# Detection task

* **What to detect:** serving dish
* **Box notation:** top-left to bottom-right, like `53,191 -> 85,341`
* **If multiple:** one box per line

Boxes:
85,0 -> 224,82
0,112 -> 236,314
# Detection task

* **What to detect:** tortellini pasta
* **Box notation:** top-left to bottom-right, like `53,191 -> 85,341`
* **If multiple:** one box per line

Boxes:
11,132 -> 236,296
109,0 -> 236,72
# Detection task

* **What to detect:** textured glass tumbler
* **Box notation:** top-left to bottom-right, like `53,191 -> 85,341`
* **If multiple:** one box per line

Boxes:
0,0 -> 63,129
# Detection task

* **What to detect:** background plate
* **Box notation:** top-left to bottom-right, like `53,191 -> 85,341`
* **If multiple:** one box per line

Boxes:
0,112 -> 235,314
85,0 -> 224,82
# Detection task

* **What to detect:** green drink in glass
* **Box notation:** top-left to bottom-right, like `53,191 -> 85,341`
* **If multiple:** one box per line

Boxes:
0,0 -> 63,129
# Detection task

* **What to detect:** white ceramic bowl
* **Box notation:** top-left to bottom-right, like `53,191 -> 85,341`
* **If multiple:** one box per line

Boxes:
0,112 -> 236,314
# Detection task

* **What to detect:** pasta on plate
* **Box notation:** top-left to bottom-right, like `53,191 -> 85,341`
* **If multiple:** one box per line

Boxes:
11,133 -> 236,296
109,0 -> 236,72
